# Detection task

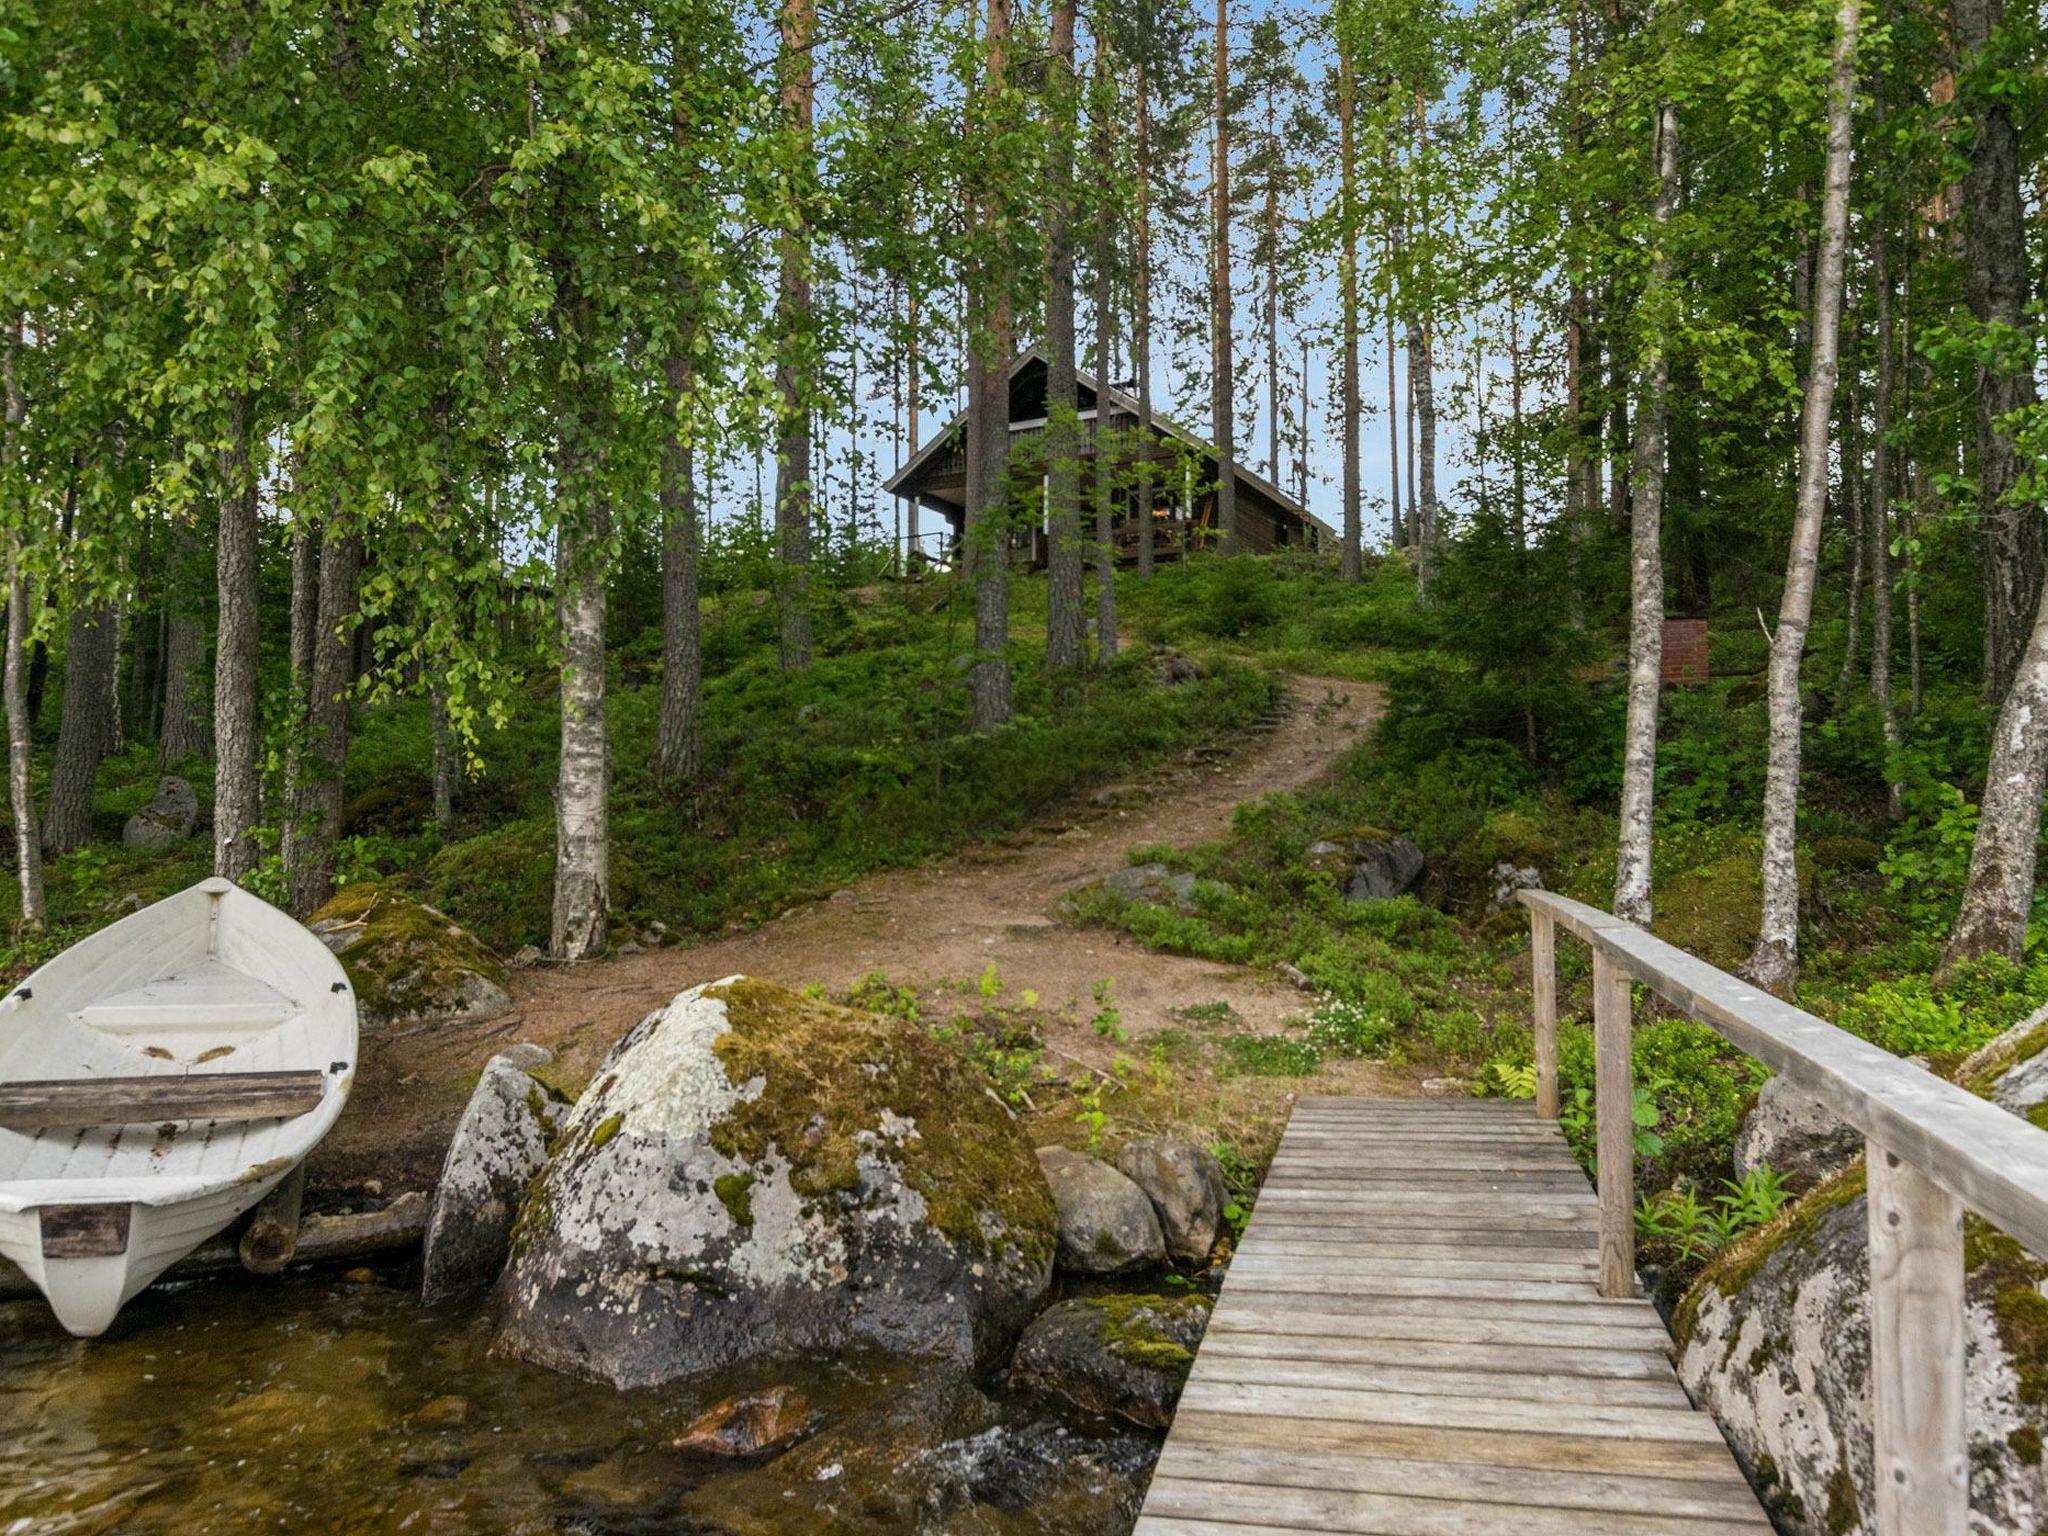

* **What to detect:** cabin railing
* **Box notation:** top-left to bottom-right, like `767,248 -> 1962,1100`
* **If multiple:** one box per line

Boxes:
1517,887 -> 2048,1536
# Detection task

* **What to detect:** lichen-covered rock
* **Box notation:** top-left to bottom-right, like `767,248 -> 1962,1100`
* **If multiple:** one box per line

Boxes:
1036,1146 -> 1166,1275
1303,830 -> 1424,902
1010,1293 -> 1211,1428
420,1053 -> 563,1305
1115,1138 -> 1226,1264
1734,1075 -> 1860,1189
1103,861 -> 1198,913
123,776 -> 198,850
496,976 -> 1057,1389
1487,861 -> 1543,912
1676,1020 -> 2048,1534
307,883 -> 511,1028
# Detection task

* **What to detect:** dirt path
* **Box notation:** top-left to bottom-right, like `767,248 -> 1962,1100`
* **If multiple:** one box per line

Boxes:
314,675 -> 1382,1197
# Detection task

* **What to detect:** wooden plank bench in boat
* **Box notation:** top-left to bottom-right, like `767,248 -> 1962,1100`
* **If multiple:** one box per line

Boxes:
0,1070 -> 328,1131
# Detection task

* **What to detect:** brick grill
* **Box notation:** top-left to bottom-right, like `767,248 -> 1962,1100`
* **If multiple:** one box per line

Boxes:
1661,617 -> 1710,684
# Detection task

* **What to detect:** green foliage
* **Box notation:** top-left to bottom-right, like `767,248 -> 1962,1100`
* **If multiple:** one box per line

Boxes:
1637,1167 -> 1795,1265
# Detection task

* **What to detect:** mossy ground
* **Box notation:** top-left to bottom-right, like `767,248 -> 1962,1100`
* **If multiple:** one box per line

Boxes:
706,978 -> 1058,1267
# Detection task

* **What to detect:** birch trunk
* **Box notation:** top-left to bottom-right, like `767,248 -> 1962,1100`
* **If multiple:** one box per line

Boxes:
1407,317 -> 1439,597
279,500 -> 318,888
430,676 -> 454,828
1385,219 -> 1402,548
1614,103 -> 1677,928
286,529 -> 362,916
1835,361 -> 1865,701
1090,42 -> 1118,665
1337,41 -> 1362,581
1869,212 -> 1903,820
1042,0 -> 1084,674
1953,0 -> 2041,701
1,325 -> 41,930
966,0 -> 1014,730
1747,0 -> 1860,994
657,356 -> 702,782
213,395 -> 262,884
550,495 -> 610,961
774,0 -> 815,673
1210,0 -> 1237,555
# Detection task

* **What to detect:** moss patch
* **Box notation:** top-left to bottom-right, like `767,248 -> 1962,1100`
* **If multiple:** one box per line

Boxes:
307,882 -> 509,1025
704,978 -> 1057,1266
1087,1292 -> 1211,1380
1674,1162 -> 1868,1350
714,1172 -> 756,1228
1970,1219 -> 2048,1410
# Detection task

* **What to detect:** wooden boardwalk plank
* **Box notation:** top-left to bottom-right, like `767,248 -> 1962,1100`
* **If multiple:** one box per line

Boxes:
1136,1096 -> 1768,1533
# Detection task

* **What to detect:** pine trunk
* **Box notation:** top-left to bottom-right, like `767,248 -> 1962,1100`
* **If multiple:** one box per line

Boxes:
1407,318 -> 1439,597
1835,359 -> 1865,701
966,0 -> 1015,731
279,504 -> 320,890
158,519 -> 213,763
430,677 -> 455,828
1954,0 -> 2041,702
1614,104 -> 1677,927
1210,0 -> 1236,555
774,0 -> 815,673
42,587 -> 116,855
286,530 -> 363,917
1090,46 -> 1119,665
213,396 -> 262,883
1869,210 -> 1903,820
1043,0 -> 1084,674
657,356 -> 703,781
1747,0 -> 1860,994
1338,43 -> 1361,581
550,491 -> 610,961
1134,53 -> 1155,578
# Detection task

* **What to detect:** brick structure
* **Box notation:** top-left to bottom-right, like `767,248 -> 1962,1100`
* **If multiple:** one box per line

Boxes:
1661,617 -> 1710,684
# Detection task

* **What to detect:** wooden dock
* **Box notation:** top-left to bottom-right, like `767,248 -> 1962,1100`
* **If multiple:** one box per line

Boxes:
1134,1095 -> 1773,1535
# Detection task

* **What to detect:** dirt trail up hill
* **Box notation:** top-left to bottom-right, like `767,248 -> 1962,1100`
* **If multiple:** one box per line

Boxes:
315,674 -> 1383,1196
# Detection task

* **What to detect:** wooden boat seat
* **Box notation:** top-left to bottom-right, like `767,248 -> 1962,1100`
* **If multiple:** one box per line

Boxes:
71,960 -> 294,1035
0,1070 -> 327,1132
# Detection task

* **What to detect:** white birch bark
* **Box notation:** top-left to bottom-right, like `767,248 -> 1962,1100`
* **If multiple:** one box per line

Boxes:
1614,102 -> 1677,928
1747,0 -> 1861,994
550,496 -> 610,961
1,323 -> 42,930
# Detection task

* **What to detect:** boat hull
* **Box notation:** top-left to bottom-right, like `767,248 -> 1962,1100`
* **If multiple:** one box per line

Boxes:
0,1168 -> 291,1336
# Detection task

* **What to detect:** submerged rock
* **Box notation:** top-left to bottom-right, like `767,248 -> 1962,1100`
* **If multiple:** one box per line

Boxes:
1676,1021 -> 2048,1534
1010,1293 -> 1210,1428
420,1053 -> 562,1305
496,976 -> 1056,1389
673,1385 -> 814,1458
123,776 -> 198,851
1733,1075 -> 1859,1189
1036,1147 -> 1166,1275
1114,1138 -> 1226,1264
307,883 -> 511,1028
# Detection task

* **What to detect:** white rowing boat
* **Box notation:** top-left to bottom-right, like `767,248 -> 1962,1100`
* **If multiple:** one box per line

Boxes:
0,877 -> 356,1335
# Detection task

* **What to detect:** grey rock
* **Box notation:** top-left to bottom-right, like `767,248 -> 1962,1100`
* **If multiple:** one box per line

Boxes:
122,776 -> 198,851
1116,1137 -> 1226,1263
1104,861 -> 1199,914
1304,833 -> 1426,902
1011,1293 -> 1211,1427
496,977 -> 1056,1389
510,945 -> 544,969
1734,1075 -> 1860,1188
1154,651 -> 1201,687
1488,861 -> 1544,911
421,1055 -> 560,1305
305,884 -> 511,1029
498,1042 -> 555,1072
1036,1145 -> 1166,1275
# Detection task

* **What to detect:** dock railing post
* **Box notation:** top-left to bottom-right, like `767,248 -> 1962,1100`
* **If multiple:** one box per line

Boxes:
1867,1140 -> 1967,1535
1591,947 -> 1635,1299
1531,906 -> 1558,1120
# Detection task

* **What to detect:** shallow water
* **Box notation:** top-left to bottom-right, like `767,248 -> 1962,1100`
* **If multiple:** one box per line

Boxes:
0,1265 -> 1154,1535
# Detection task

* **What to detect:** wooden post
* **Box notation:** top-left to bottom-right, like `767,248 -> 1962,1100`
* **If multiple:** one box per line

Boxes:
1531,906 -> 1559,1119
239,1164 -> 307,1276
1867,1141 -> 1967,1535
1592,948 -> 1635,1298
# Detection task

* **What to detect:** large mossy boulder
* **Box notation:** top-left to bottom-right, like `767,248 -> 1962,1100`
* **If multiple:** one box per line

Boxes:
307,882 -> 511,1028
1675,1016 -> 2048,1534
495,976 -> 1057,1389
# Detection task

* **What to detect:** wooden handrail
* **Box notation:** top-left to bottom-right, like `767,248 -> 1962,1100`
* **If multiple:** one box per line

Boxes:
1515,886 -> 2015,1534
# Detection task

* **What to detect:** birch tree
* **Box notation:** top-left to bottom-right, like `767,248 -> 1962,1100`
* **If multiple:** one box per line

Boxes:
1746,0 -> 1861,994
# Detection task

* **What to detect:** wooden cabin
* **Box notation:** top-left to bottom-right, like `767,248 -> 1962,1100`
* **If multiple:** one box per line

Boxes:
883,348 -> 1334,566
